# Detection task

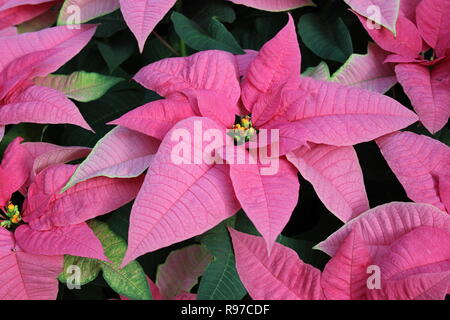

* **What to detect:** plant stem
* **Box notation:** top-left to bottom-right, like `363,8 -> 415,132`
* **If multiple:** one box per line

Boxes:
152,31 -> 179,56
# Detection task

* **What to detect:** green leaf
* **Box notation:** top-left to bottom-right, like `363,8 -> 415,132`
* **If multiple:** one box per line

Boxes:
106,203 -> 132,242
58,255 -> 101,286
97,32 -> 135,73
436,128 -> 450,147
61,81 -> 147,148
93,10 -> 127,38
142,37 -> 176,64
0,123 -> 45,156
236,14 -> 287,51
88,220 -> 151,300
194,2 -> 236,28
298,13 -> 353,63
171,12 -> 244,54
34,71 -> 123,103
197,217 -> 247,300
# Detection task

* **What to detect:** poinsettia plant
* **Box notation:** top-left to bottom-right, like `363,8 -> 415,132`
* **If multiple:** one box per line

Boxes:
0,0 -> 449,301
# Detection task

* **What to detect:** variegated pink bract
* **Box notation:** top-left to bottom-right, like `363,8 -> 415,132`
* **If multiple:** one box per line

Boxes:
352,0 -> 450,133
0,24 -> 98,142
230,202 -> 450,300
0,0 -> 60,31
0,137 -> 143,299
376,131 -> 450,213
120,245 -> 211,300
61,14 -> 419,267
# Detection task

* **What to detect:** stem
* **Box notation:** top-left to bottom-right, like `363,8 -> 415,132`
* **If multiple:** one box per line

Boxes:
175,0 -> 187,57
152,31 -> 179,56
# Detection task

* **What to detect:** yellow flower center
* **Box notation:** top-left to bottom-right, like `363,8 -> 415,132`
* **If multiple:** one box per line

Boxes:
228,115 -> 258,145
1,202 -> 22,229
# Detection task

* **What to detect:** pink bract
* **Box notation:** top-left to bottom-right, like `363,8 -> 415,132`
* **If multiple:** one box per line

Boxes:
0,0 -> 59,31
69,14 -> 418,266
377,131 -> 450,213
351,0 -> 450,133
0,137 -> 144,299
0,25 -> 98,140
230,202 -> 450,300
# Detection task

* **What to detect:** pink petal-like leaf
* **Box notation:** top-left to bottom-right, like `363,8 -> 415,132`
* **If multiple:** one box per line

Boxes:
119,0 -> 177,52
235,49 -> 258,78
229,228 -> 323,300
0,1 -> 55,11
14,223 -> 108,261
287,144 -> 369,222
284,77 -> 418,146
0,26 -> 16,36
0,228 -> 62,300
0,49 -> 59,101
241,14 -> 300,127
24,164 -> 144,230
395,61 -> 450,134
156,245 -> 212,299
110,98 -> 197,140
0,85 -> 92,131
439,175 -> 450,213
399,0 -> 422,22
344,0 -> 400,34
415,0 -> 450,57
19,141 -> 89,187
383,53 -> 429,64
30,145 -> 91,183
370,272 -> 450,300
316,202 -> 450,259
377,227 -> 450,280
370,226 -> 450,300
122,117 -> 240,267
227,0 -> 314,11
355,13 -> 422,59
229,156 -> 299,252
15,2 -> 59,33
0,137 -> 29,206
376,131 -> 450,212
194,90 -> 241,128
133,50 -> 240,103
331,43 -> 397,93
321,228 -> 372,300
0,24 -> 97,77
0,1 -> 55,30
63,126 -> 159,190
